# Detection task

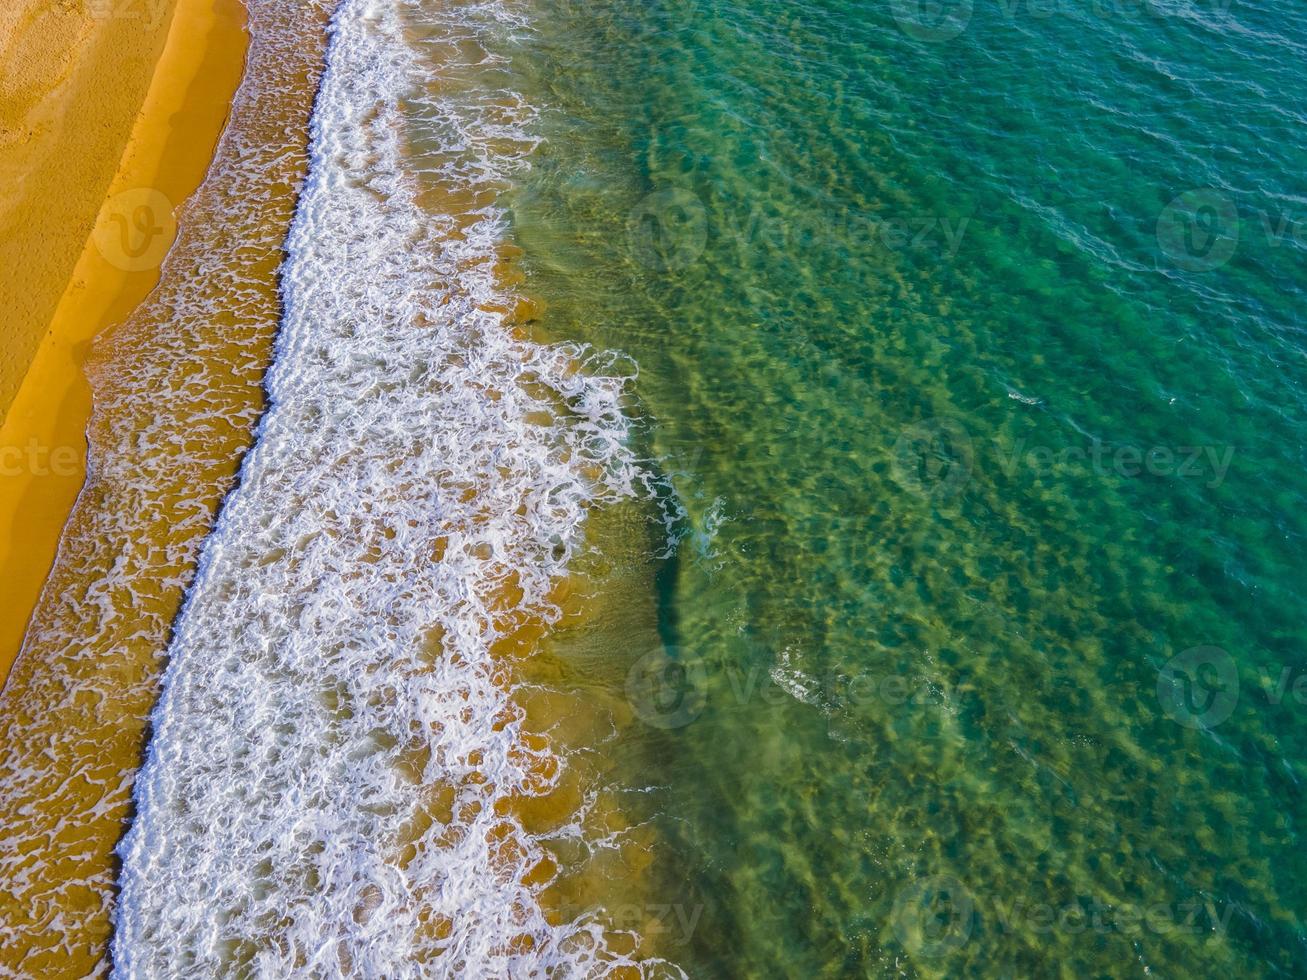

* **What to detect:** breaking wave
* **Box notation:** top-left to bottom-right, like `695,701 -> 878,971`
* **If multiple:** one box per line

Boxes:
113,0 -> 676,974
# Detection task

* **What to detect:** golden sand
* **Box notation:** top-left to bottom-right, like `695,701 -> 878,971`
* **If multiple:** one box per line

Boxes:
0,0 -> 333,970
0,0 -> 248,690
0,0 -> 175,419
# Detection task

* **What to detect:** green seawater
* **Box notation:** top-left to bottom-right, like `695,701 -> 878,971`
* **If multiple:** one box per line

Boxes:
501,0 -> 1307,975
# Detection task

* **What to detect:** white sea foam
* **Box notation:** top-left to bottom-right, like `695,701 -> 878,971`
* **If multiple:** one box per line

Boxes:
113,0 -> 675,974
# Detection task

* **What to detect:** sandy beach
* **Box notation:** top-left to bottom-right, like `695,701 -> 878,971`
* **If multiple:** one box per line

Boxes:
0,0 -> 179,417
0,0 -> 248,682
0,0 -> 331,967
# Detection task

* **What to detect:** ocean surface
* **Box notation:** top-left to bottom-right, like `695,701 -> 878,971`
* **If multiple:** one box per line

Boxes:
109,0 -> 1307,976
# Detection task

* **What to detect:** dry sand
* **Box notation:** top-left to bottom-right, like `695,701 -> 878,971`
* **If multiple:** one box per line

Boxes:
1,0 -> 179,417
0,0 -> 248,680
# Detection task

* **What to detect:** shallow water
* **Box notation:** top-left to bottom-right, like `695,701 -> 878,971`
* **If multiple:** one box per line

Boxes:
113,0 -> 679,974
498,0 -> 1307,975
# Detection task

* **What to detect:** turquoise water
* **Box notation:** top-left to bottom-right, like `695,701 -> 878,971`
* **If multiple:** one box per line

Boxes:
500,0 -> 1307,975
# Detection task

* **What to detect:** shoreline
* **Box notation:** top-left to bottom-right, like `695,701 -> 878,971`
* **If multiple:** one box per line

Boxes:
0,0 -> 334,967
108,0 -> 677,968
0,0 -> 250,685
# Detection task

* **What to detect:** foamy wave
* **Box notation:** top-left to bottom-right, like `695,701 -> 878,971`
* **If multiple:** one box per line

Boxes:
113,0 -> 675,975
